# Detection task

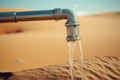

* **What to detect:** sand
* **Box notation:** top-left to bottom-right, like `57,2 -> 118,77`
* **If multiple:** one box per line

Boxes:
0,8 -> 120,74
7,57 -> 120,80
90,12 -> 120,21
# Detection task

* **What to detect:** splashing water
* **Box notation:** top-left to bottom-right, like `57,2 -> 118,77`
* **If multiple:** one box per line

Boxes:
67,40 -> 84,80
67,41 -> 76,80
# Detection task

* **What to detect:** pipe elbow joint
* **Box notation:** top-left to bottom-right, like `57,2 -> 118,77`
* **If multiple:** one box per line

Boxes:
63,9 -> 79,26
54,8 -> 80,42
53,8 -> 79,26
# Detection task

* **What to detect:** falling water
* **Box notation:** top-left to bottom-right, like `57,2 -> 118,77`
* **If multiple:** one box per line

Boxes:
67,41 -> 76,80
79,40 -> 84,80
67,40 -> 84,80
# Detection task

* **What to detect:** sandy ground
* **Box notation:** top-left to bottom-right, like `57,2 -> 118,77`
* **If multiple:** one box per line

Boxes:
7,57 -> 120,80
0,8 -> 120,72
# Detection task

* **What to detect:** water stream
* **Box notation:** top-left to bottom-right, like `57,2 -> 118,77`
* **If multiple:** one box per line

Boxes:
79,40 -> 84,80
67,40 -> 84,80
67,41 -> 76,80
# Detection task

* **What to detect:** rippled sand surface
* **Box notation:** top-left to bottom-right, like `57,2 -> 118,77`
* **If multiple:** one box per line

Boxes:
8,57 -> 120,80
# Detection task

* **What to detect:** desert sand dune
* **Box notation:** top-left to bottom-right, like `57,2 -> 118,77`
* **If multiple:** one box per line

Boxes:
7,57 -> 120,80
0,8 -> 120,74
90,12 -> 120,21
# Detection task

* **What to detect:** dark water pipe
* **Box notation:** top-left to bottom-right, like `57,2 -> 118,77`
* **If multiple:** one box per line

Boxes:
0,8 -> 80,41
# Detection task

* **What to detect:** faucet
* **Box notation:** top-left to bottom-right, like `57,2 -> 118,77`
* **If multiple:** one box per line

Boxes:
0,8 -> 80,42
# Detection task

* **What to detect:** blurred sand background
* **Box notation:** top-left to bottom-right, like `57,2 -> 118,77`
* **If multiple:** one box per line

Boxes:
0,8 -> 120,72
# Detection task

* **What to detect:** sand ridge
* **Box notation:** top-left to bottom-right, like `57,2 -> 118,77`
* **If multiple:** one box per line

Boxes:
89,12 -> 120,21
7,57 -> 120,80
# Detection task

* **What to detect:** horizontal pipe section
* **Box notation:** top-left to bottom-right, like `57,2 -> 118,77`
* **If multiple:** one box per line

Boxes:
0,8 -> 80,41
0,12 -> 16,22
0,8 -> 78,23
16,10 -> 54,21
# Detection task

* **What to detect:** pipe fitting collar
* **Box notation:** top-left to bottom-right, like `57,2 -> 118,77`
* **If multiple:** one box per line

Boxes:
65,20 -> 79,27
53,8 -> 62,20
